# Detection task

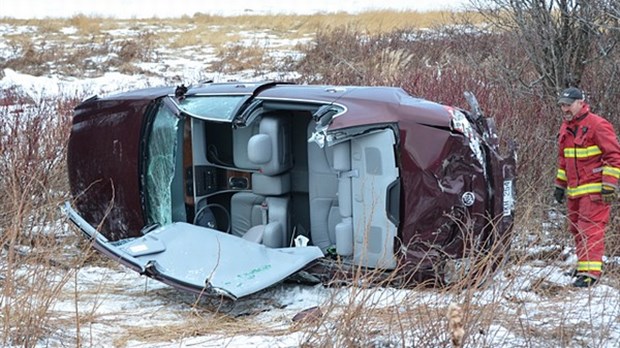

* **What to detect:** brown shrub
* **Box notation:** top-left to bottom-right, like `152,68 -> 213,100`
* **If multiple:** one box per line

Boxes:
211,42 -> 274,74
0,91 -> 83,346
117,31 -> 158,63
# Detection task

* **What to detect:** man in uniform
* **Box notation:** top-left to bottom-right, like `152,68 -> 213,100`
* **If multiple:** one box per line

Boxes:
554,87 -> 620,287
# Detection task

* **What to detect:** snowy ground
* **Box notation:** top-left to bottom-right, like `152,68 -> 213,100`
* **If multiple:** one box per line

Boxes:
1,2 -> 620,347
29,219 -> 620,348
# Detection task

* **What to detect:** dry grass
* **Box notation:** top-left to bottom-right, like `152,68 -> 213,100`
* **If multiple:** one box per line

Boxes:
168,28 -> 229,48
276,187 -> 619,348
211,42 -> 274,74
0,10 -> 475,38
0,10 -> 485,78
113,312 -> 266,346
0,91 -> 87,346
179,10 -> 481,36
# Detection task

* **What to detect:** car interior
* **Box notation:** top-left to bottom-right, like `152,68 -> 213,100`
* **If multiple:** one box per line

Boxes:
184,103 -> 399,269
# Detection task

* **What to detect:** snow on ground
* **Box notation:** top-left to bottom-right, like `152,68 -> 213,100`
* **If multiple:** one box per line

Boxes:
1,69 -> 167,103
31,248 -> 620,347
46,264 -> 333,347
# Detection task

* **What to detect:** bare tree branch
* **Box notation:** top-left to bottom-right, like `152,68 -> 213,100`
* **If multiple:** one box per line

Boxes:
468,0 -> 619,97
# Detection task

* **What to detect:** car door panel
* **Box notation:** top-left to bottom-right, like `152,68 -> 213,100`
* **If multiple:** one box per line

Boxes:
64,203 -> 323,300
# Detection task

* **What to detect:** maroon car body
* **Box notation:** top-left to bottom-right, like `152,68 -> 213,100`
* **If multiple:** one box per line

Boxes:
65,81 -> 516,299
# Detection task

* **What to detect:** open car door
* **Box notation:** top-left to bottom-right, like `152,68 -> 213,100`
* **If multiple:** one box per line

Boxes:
64,203 -> 324,300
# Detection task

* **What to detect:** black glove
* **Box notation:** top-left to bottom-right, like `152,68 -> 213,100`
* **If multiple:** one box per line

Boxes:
554,187 -> 565,204
601,186 -> 616,204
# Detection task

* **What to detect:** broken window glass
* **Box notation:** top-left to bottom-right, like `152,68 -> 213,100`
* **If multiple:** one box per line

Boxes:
145,105 -> 180,226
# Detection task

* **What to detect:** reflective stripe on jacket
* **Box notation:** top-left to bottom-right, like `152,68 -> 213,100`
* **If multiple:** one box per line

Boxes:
555,104 -> 620,198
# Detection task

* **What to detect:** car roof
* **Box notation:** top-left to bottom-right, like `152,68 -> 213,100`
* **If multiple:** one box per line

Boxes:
198,82 -> 455,129
96,82 -> 454,128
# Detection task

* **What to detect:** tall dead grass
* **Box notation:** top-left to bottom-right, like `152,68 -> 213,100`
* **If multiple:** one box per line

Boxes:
211,41 -> 274,75
186,10 -> 479,36
0,91 -> 88,346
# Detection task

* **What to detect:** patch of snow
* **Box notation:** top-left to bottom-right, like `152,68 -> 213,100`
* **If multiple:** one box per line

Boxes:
59,26 -> 78,35
1,68 -> 168,101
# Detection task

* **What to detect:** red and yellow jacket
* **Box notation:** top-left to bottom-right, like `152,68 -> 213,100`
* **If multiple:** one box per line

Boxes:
556,104 -> 620,198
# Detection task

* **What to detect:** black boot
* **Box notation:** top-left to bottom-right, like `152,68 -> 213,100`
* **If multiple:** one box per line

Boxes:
563,269 -> 577,277
573,275 -> 597,288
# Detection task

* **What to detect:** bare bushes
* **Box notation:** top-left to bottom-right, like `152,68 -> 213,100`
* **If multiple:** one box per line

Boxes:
0,92 -> 75,238
0,91 -> 84,346
1,31 -> 158,77
294,26 -> 420,85
471,0 -> 620,95
2,37 -> 61,77
211,42 -> 275,75
116,31 -> 158,64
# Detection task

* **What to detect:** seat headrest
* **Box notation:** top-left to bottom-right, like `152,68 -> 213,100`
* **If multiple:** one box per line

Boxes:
248,134 -> 272,164
247,115 -> 292,175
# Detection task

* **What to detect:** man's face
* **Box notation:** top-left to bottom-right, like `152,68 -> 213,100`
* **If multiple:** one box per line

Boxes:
559,99 -> 583,121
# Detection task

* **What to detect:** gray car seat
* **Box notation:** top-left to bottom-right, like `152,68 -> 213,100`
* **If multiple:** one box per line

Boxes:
306,121 -> 340,251
231,115 -> 293,248
306,121 -> 354,255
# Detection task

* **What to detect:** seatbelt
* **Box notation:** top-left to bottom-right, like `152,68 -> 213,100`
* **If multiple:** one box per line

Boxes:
260,201 -> 269,225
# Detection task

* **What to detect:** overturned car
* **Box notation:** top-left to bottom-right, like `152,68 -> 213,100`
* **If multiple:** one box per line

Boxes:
64,81 -> 516,300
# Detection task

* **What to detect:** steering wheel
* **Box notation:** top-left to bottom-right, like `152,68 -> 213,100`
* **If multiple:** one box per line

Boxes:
194,203 -> 231,233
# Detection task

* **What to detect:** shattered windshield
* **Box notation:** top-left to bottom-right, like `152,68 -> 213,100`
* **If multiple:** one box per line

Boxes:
144,104 -> 184,227
177,95 -> 245,120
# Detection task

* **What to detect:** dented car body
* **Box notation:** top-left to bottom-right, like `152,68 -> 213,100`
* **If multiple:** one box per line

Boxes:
65,81 -> 516,300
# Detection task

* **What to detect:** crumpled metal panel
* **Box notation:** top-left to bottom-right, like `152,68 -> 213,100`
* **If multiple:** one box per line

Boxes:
65,202 -> 324,300
396,109 -> 516,281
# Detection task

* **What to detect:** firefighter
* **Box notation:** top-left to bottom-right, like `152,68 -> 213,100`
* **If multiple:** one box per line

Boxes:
554,87 -> 620,287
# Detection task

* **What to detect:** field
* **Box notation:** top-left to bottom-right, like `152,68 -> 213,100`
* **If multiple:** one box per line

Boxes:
1,10 -> 620,348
